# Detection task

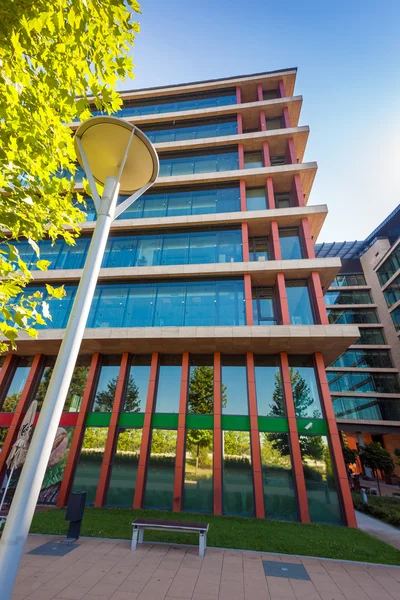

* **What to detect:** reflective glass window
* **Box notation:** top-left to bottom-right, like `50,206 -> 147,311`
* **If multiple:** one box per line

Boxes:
143,118 -> 237,143
124,356 -> 151,413
34,357 -> 55,411
299,435 -> 343,524
324,290 -> 373,305
91,357 -> 121,412
280,229 -> 303,260
332,397 -> 400,421
221,356 -> 248,415
377,245 -> 400,286
223,431 -> 254,516
34,356 -> 91,413
246,188 -> 267,211
355,327 -> 385,345
0,427 -> 8,448
275,192 -> 292,209
391,306 -> 400,331
250,237 -> 269,262
327,308 -> 378,325
266,116 -> 283,130
260,433 -> 298,520
383,274 -> 400,307
263,89 -> 279,100
39,426 -> 74,504
0,357 -> 33,412
159,150 -> 238,177
327,371 -> 400,394
252,287 -> 276,325
331,274 -> 366,287
286,280 -> 315,325
154,356 -> 181,413
254,356 -> 284,416
107,428 -> 142,506
143,429 -> 177,510
72,427 -> 108,505
330,349 -> 393,369
289,356 -> 323,419
183,431 -> 213,513
244,152 -> 263,169
188,356 -> 214,415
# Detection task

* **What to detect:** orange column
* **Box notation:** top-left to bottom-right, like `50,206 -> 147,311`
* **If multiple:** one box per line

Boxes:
278,80 -> 286,98
242,222 -> 250,262
286,139 -> 297,164
314,352 -> 358,528
213,352 -> 222,515
238,143 -> 245,169
266,177 -> 275,209
276,273 -> 290,325
262,141 -> 271,167
236,86 -> 242,104
237,113 -> 243,135
283,106 -> 291,128
259,111 -> 267,131
270,221 -> 281,260
257,83 -> 263,102
280,352 -> 310,523
57,353 -> 101,506
133,352 -> 159,509
300,218 -> 315,258
94,353 -> 130,507
0,354 -> 44,482
310,271 -> 329,325
292,174 -> 305,207
173,352 -> 189,512
240,180 -> 247,211
246,352 -> 265,519
0,354 -> 16,399
244,274 -> 254,326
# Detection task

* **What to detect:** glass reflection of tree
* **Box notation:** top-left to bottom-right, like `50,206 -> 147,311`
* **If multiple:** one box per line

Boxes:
35,366 -> 90,411
1,392 -> 21,413
94,375 -> 140,412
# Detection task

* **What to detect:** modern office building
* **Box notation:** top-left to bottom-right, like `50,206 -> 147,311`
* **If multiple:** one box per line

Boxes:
0,68 -> 359,526
316,206 -> 400,478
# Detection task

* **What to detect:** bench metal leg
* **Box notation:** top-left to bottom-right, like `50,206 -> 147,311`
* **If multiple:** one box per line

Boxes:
199,532 -> 206,557
131,526 -> 139,551
138,528 -> 144,544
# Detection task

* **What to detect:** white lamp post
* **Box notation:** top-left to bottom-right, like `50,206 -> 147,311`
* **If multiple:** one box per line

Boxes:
0,117 -> 159,599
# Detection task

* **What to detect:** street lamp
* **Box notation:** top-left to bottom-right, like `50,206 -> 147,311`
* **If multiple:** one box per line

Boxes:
0,117 -> 159,598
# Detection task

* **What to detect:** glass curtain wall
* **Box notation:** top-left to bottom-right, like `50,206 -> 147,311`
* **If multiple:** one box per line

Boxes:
252,287 -> 277,325
327,371 -> 400,394
327,308 -> 378,324
330,349 -> 393,369
143,117 -> 237,143
0,357 -> 33,412
254,356 -> 284,417
279,229 -> 303,260
143,429 -> 177,510
123,356 -> 151,413
107,428 -> 143,506
286,281 -> 315,325
91,357 -> 121,412
221,356 -> 248,415
331,274 -> 366,287
377,245 -> 400,285
159,150 -> 238,176
246,187 -> 268,211
72,427 -> 108,504
222,431 -> 254,516
288,356 -> 323,419
324,290 -> 373,305
154,356 -> 182,413
332,397 -> 400,421
355,328 -> 386,345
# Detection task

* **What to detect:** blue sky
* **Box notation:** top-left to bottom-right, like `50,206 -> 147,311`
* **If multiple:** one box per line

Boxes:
122,0 -> 400,243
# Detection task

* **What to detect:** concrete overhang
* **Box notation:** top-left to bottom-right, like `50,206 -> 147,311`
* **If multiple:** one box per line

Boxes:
337,421 -> 400,434
30,257 -> 341,293
8,323 -> 358,365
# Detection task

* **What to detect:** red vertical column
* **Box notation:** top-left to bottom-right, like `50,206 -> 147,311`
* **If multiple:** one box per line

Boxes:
236,86 -> 242,104
57,353 -> 101,506
173,352 -> 189,512
283,106 -> 291,128
257,83 -> 263,102
242,223 -> 250,262
259,111 -> 267,131
0,354 -> 44,482
213,352 -> 222,515
246,352 -> 265,518
94,353 -> 130,507
276,273 -> 290,325
237,113 -> 243,135
309,272 -> 329,325
0,354 -> 16,398
238,144 -> 245,169
285,139 -> 297,164
262,141 -> 271,167
244,274 -> 254,326
291,174 -> 305,207
300,218 -> 315,258
278,80 -> 286,98
133,352 -> 159,509
240,180 -> 247,211
314,352 -> 357,527
270,221 -> 281,260
266,178 -> 275,209
280,352 -> 310,523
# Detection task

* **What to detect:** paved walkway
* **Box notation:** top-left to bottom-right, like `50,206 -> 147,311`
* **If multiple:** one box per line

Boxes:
10,535 -> 400,600
356,510 -> 400,550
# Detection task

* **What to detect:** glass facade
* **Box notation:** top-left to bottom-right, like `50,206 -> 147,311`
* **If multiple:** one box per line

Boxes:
331,274 -> 366,287
221,356 -> 248,415
184,431 -> 213,513
355,327 -> 386,345
327,308 -> 378,324
91,358 -> 121,412
260,433 -> 298,520
249,237 -> 269,262
188,356 -> 214,415
324,290 -> 373,305
107,428 -> 142,506
143,429 -> 177,510
244,151 -> 263,169
223,431 -> 254,517
124,356 -> 151,413
280,229 -> 303,260
154,356 -> 182,413
383,274 -> 400,307
254,356 -> 284,416
330,349 -> 393,369
246,187 -> 268,211
143,117 -> 237,143
0,357 -> 33,412
289,356 -> 323,419
333,397 -> 400,421
327,371 -> 400,394
72,427 -> 107,505
390,306 -> 400,331
159,149 -> 238,177
36,279 -> 246,330
286,280 -> 315,325
377,244 -> 400,286
14,229 -> 243,270
253,287 -> 277,325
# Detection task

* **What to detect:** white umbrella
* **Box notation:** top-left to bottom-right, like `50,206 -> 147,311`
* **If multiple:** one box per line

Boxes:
0,400 -> 37,515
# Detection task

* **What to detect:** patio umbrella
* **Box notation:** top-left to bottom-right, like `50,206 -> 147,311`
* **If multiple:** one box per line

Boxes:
0,400 -> 37,514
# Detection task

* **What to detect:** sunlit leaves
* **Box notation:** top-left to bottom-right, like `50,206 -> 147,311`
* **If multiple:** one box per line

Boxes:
0,0 -> 140,352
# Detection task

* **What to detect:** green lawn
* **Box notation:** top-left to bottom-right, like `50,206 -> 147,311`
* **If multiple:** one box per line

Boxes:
353,493 -> 400,528
31,507 -> 400,565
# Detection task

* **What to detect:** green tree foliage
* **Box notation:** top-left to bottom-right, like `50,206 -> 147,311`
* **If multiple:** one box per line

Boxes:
0,0 -> 141,351
359,442 -> 395,495
150,430 -> 177,455
94,376 -> 139,413
223,431 -> 250,457
34,364 -> 90,411
115,429 -> 142,454
342,445 -> 358,466
82,427 -> 108,449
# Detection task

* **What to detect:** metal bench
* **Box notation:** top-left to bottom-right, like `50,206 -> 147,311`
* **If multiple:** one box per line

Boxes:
131,517 -> 209,557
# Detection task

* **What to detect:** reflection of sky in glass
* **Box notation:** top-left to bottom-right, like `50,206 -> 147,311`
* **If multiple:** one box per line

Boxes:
291,366 -> 322,418
3,367 -> 30,404
128,366 -> 150,412
155,366 -> 181,413
93,365 -> 120,411
255,366 -> 282,416
287,284 -> 315,325
222,366 -> 248,415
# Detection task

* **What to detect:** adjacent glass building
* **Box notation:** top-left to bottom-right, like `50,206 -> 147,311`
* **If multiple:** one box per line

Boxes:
0,69 -> 358,526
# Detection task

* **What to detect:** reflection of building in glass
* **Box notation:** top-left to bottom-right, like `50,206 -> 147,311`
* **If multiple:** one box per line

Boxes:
0,69 -> 359,526
316,205 -> 400,481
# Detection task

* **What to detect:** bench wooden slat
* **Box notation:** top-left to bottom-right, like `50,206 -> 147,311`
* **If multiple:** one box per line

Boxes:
133,517 -> 208,530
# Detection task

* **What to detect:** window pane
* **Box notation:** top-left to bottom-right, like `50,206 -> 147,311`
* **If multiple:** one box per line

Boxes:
253,287 -> 276,325
143,429 -> 177,510
38,427 -> 74,504
184,431 -> 213,513
289,356 -> 323,419
246,188 -> 267,211
0,427 -> 8,449
154,357 -> 181,413
222,356 -> 248,415
287,281 -> 315,325
255,356 -> 284,416
223,431 -> 254,516
72,427 -> 108,505
280,229 -> 303,260
244,152 -> 263,169
299,435 -> 343,524
260,433 -> 298,520
0,358 -> 33,412
64,358 -> 91,412
34,358 -> 55,411
107,428 -> 142,506
92,358 -> 121,412
356,327 -> 385,345
124,356 -> 151,412
188,356 -> 214,414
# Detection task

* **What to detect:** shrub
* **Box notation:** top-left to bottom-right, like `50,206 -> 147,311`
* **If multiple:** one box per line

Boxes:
353,493 -> 400,528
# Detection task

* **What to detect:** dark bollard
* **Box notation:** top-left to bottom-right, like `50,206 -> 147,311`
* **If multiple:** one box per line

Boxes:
63,491 -> 87,543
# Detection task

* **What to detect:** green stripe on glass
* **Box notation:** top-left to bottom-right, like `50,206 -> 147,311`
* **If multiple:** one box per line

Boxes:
221,415 -> 250,431
118,413 -> 145,428
296,418 -> 328,435
186,414 -> 214,429
85,413 -> 111,427
257,417 -> 289,432
151,414 -> 179,429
